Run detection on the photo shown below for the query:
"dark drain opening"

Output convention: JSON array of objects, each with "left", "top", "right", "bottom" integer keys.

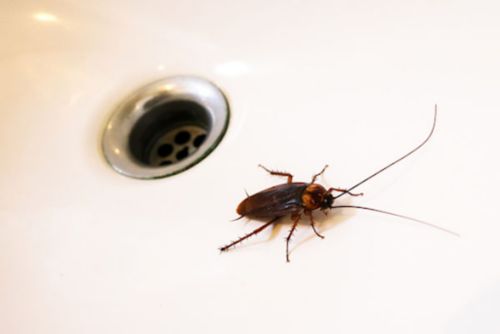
[{"left": 129, "top": 100, "right": 211, "bottom": 167}]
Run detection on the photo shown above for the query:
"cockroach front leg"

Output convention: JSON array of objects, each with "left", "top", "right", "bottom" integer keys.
[
  {"left": 258, "top": 164, "right": 294, "bottom": 184},
  {"left": 328, "top": 187, "right": 363, "bottom": 197},
  {"left": 285, "top": 214, "right": 301, "bottom": 262},
  {"left": 306, "top": 210, "right": 324, "bottom": 239},
  {"left": 219, "top": 217, "right": 280, "bottom": 252}
]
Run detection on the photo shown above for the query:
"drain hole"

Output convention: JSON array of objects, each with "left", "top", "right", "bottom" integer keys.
[
  {"left": 194, "top": 134, "right": 207, "bottom": 148},
  {"left": 157, "top": 144, "right": 174, "bottom": 157},
  {"left": 176, "top": 147, "right": 189, "bottom": 161},
  {"left": 175, "top": 131, "right": 191, "bottom": 145}
]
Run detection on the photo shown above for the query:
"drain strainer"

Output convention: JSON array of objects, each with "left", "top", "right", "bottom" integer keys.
[
  {"left": 102, "top": 76, "right": 230, "bottom": 179},
  {"left": 150, "top": 125, "right": 207, "bottom": 167}
]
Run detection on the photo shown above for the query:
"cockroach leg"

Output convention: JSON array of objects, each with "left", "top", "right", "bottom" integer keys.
[
  {"left": 219, "top": 217, "right": 280, "bottom": 252},
  {"left": 306, "top": 210, "right": 324, "bottom": 239},
  {"left": 311, "top": 165, "right": 329, "bottom": 183},
  {"left": 258, "top": 164, "right": 293, "bottom": 184},
  {"left": 328, "top": 187, "right": 363, "bottom": 197},
  {"left": 285, "top": 214, "right": 301, "bottom": 262}
]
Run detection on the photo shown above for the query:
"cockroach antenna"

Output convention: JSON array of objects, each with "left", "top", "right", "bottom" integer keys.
[
  {"left": 331, "top": 105, "right": 459, "bottom": 237},
  {"left": 334, "top": 105, "right": 438, "bottom": 201},
  {"left": 330, "top": 205, "right": 459, "bottom": 237}
]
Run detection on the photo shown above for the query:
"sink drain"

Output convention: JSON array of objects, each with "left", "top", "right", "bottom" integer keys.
[{"left": 102, "top": 76, "right": 230, "bottom": 179}]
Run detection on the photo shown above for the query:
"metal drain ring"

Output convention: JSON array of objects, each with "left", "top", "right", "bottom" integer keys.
[{"left": 102, "top": 76, "right": 230, "bottom": 179}]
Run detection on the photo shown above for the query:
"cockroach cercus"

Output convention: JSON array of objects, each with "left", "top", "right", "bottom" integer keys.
[{"left": 219, "top": 106, "right": 459, "bottom": 262}]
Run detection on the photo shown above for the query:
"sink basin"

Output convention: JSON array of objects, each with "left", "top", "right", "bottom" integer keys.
[{"left": 2, "top": 1, "right": 500, "bottom": 333}]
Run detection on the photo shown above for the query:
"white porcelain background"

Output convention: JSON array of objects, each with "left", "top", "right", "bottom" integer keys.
[{"left": 1, "top": 1, "right": 499, "bottom": 333}]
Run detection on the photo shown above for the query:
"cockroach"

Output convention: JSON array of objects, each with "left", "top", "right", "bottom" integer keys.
[{"left": 219, "top": 106, "right": 458, "bottom": 262}]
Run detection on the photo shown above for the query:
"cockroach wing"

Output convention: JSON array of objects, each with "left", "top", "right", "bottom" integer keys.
[{"left": 236, "top": 182, "right": 307, "bottom": 219}]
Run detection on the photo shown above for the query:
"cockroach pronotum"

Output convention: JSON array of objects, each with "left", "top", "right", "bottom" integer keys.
[{"left": 219, "top": 106, "right": 459, "bottom": 262}]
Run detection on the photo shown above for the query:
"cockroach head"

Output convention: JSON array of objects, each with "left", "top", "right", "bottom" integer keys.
[{"left": 322, "top": 192, "right": 334, "bottom": 209}]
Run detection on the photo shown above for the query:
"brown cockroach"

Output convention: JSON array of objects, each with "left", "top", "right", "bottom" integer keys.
[{"left": 219, "top": 106, "right": 458, "bottom": 262}]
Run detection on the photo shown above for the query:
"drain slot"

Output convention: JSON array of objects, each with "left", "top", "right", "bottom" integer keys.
[{"left": 102, "top": 76, "right": 230, "bottom": 179}]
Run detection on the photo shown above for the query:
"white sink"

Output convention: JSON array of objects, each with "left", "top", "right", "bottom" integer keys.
[{"left": 2, "top": 1, "right": 500, "bottom": 333}]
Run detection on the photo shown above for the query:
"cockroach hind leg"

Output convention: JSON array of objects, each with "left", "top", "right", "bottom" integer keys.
[
  {"left": 230, "top": 215, "right": 245, "bottom": 222},
  {"left": 219, "top": 217, "right": 279, "bottom": 253}
]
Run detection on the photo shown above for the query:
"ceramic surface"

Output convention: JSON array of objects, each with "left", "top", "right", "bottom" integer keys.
[{"left": 1, "top": 1, "right": 500, "bottom": 333}]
